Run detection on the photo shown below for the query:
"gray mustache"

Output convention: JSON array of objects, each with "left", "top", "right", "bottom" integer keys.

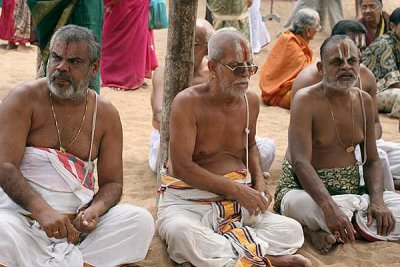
[{"left": 51, "top": 71, "right": 73, "bottom": 83}]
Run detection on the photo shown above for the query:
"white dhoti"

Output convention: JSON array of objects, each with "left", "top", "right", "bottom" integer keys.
[
  {"left": 280, "top": 190, "right": 400, "bottom": 241},
  {"left": 249, "top": 0, "right": 270, "bottom": 54},
  {"left": 149, "top": 129, "right": 275, "bottom": 174},
  {"left": 157, "top": 171, "right": 304, "bottom": 267},
  {"left": 0, "top": 147, "right": 154, "bottom": 266},
  {"left": 356, "top": 139, "right": 400, "bottom": 191}
]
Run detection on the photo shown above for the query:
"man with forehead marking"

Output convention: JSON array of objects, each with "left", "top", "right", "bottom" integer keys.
[
  {"left": 150, "top": 19, "right": 276, "bottom": 177},
  {"left": 274, "top": 35, "right": 400, "bottom": 255},
  {"left": 157, "top": 28, "right": 310, "bottom": 267},
  {"left": 0, "top": 25, "right": 154, "bottom": 266},
  {"left": 293, "top": 19, "right": 400, "bottom": 192}
]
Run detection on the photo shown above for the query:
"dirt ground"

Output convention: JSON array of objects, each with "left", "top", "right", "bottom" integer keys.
[{"left": 1, "top": 0, "right": 400, "bottom": 266}]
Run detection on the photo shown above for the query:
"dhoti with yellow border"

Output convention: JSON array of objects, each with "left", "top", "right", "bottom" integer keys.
[{"left": 157, "top": 169, "right": 304, "bottom": 267}]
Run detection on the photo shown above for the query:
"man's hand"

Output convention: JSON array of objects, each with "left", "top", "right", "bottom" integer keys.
[
  {"left": 73, "top": 207, "right": 99, "bottom": 234},
  {"left": 33, "top": 207, "right": 80, "bottom": 244},
  {"left": 322, "top": 203, "right": 356, "bottom": 243},
  {"left": 253, "top": 181, "right": 272, "bottom": 209},
  {"left": 233, "top": 184, "right": 269, "bottom": 215},
  {"left": 368, "top": 202, "right": 396, "bottom": 236}
]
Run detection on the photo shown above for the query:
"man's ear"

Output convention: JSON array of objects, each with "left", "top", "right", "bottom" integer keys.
[
  {"left": 316, "top": 61, "right": 323, "bottom": 75},
  {"left": 389, "top": 22, "right": 396, "bottom": 32},
  {"left": 208, "top": 60, "right": 217, "bottom": 77},
  {"left": 90, "top": 60, "right": 100, "bottom": 77}
]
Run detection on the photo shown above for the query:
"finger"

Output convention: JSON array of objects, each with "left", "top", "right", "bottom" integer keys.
[
  {"left": 367, "top": 209, "right": 373, "bottom": 227},
  {"left": 339, "top": 227, "right": 348, "bottom": 243},
  {"left": 389, "top": 213, "right": 396, "bottom": 233},
  {"left": 346, "top": 224, "right": 355, "bottom": 243},
  {"left": 376, "top": 214, "right": 383, "bottom": 236},
  {"left": 381, "top": 216, "right": 389, "bottom": 236},
  {"left": 65, "top": 219, "right": 78, "bottom": 243},
  {"left": 73, "top": 212, "right": 84, "bottom": 230},
  {"left": 58, "top": 222, "right": 67, "bottom": 239}
]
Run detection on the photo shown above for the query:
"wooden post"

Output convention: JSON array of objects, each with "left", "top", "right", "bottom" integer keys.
[{"left": 157, "top": 1, "right": 198, "bottom": 191}]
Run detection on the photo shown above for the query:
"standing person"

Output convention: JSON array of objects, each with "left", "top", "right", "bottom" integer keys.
[
  {"left": 0, "top": 25, "right": 154, "bottom": 266},
  {"left": 157, "top": 28, "right": 310, "bottom": 267},
  {"left": 27, "top": 0, "right": 103, "bottom": 94},
  {"left": 362, "top": 8, "right": 400, "bottom": 120},
  {"left": 358, "top": 0, "right": 390, "bottom": 47},
  {"left": 249, "top": 0, "right": 270, "bottom": 54},
  {"left": 101, "top": 0, "right": 158, "bottom": 91},
  {"left": 0, "top": 0, "right": 31, "bottom": 51},
  {"left": 260, "top": 8, "right": 319, "bottom": 109},
  {"left": 207, "top": 0, "right": 253, "bottom": 41},
  {"left": 274, "top": 35, "right": 400, "bottom": 254}
]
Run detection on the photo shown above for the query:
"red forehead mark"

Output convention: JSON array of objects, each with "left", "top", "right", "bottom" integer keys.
[{"left": 239, "top": 40, "right": 250, "bottom": 61}]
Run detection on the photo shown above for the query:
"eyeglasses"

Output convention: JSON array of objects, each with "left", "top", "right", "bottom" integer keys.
[{"left": 219, "top": 62, "right": 258, "bottom": 76}]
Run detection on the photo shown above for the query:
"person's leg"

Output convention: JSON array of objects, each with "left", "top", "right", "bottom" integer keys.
[
  {"left": 157, "top": 195, "right": 237, "bottom": 267},
  {"left": 281, "top": 190, "right": 366, "bottom": 254},
  {"left": 79, "top": 204, "right": 154, "bottom": 266}
]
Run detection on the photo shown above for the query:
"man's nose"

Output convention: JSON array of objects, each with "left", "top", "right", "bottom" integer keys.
[{"left": 56, "top": 60, "right": 69, "bottom": 71}]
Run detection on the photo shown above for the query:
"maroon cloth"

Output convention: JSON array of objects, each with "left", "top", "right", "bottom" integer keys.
[
  {"left": 0, "top": 0, "right": 16, "bottom": 42},
  {"left": 101, "top": 0, "right": 158, "bottom": 90}
]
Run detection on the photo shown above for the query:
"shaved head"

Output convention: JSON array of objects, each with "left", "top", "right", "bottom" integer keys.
[
  {"left": 195, "top": 19, "right": 214, "bottom": 43},
  {"left": 208, "top": 28, "right": 250, "bottom": 62}
]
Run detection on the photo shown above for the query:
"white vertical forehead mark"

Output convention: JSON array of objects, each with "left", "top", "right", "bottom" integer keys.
[
  {"left": 338, "top": 43, "right": 343, "bottom": 59},
  {"left": 346, "top": 42, "right": 351, "bottom": 60}
]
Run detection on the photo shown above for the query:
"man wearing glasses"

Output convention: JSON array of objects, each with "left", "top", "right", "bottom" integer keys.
[{"left": 156, "top": 28, "right": 310, "bottom": 267}]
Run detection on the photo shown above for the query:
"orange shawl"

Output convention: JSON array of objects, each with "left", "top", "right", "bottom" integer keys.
[{"left": 259, "top": 31, "right": 313, "bottom": 109}]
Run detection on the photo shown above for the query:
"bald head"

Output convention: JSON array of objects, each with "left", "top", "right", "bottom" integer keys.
[
  {"left": 195, "top": 19, "right": 214, "bottom": 44},
  {"left": 208, "top": 28, "right": 250, "bottom": 62}
]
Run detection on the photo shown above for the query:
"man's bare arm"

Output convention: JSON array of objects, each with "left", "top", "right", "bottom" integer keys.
[
  {"left": 0, "top": 85, "right": 79, "bottom": 242},
  {"left": 151, "top": 66, "right": 165, "bottom": 130},
  {"left": 361, "top": 66, "right": 382, "bottom": 139},
  {"left": 360, "top": 93, "right": 396, "bottom": 236},
  {"left": 169, "top": 92, "right": 268, "bottom": 214},
  {"left": 289, "top": 91, "right": 355, "bottom": 242}
]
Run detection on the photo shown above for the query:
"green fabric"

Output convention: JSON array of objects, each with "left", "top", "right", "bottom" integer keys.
[
  {"left": 362, "top": 31, "right": 400, "bottom": 94},
  {"left": 207, "top": 0, "right": 250, "bottom": 41},
  {"left": 273, "top": 158, "right": 365, "bottom": 213},
  {"left": 27, "top": 0, "right": 103, "bottom": 94}
]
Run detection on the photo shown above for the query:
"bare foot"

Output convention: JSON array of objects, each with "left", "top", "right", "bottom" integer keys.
[
  {"left": 268, "top": 254, "right": 312, "bottom": 267},
  {"left": 394, "top": 180, "right": 400, "bottom": 191},
  {"left": 304, "top": 226, "right": 337, "bottom": 254},
  {"left": 16, "top": 44, "right": 33, "bottom": 53}
]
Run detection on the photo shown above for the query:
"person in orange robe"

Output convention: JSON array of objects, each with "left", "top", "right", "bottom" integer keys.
[{"left": 259, "top": 8, "right": 320, "bottom": 109}]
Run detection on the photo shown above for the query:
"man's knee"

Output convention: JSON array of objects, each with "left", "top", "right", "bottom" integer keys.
[{"left": 159, "top": 215, "right": 201, "bottom": 244}]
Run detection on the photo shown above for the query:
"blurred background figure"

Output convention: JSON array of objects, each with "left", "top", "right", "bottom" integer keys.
[
  {"left": 281, "top": 0, "right": 343, "bottom": 33},
  {"left": 249, "top": 0, "right": 270, "bottom": 54},
  {"left": 362, "top": 7, "right": 400, "bottom": 120},
  {"left": 28, "top": 0, "right": 103, "bottom": 93},
  {"left": 0, "top": 0, "right": 31, "bottom": 51},
  {"left": 207, "top": 0, "right": 252, "bottom": 40},
  {"left": 101, "top": 0, "right": 158, "bottom": 91},
  {"left": 358, "top": 0, "right": 389, "bottom": 47},
  {"left": 260, "top": 8, "right": 319, "bottom": 109}
]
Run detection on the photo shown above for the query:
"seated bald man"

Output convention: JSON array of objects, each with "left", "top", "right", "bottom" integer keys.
[
  {"left": 291, "top": 20, "right": 400, "bottom": 191},
  {"left": 150, "top": 19, "right": 275, "bottom": 176},
  {"left": 157, "top": 28, "right": 310, "bottom": 267},
  {"left": 0, "top": 25, "right": 154, "bottom": 266}
]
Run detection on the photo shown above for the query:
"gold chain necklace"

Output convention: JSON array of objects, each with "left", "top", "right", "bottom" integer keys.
[
  {"left": 49, "top": 90, "right": 89, "bottom": 153},
  {"left": 324, "top": 88, "right": 355, "bottom": 153}
]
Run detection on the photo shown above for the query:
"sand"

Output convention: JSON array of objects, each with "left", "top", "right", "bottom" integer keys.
[{"left": 1, "top": 1, "right": 400, "bottom": 266}]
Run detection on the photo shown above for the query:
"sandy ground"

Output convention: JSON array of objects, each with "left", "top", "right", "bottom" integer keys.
[{"left": 1, "top": 0, "right": 400, "bottom": 266}]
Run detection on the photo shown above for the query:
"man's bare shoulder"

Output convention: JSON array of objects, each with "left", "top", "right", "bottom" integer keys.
[
  {"left": 359, "top": 64, "right": 377, "bottom": 96},
  {"left": 1, "top": 78, "right": 48, "bottom": 107},
  {"left": 95, "top": 93, "right": 121, "bottom": 120},
  {"left": 174, "top": 84, "right": 208, "bottom": 103},
  {"left": 293, "top": 63, "right": 321, "bottom": 94}
]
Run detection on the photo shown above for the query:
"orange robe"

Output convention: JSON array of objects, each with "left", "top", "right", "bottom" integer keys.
[{"left": 259, "top": 31, "right": 313, "bottom": 109}]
